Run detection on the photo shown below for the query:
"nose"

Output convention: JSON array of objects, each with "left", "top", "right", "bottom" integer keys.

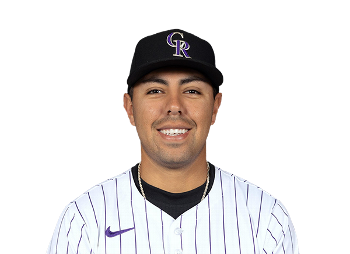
[{"left": 166, "top": 92, "right": 183, "bottom": 115}]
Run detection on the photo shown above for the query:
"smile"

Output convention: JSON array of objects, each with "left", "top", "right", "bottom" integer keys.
[{"left": 159, "top": 129, "right": 189, "bottom": 136}]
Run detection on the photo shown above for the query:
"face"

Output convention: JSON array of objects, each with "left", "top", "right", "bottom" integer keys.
[{"left": 124, "top": 67, "right": 222, "bottom": 169}]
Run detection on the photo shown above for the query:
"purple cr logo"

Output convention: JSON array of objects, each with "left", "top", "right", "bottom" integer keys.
[{"left": 167, "top": 32, "right": 191, "bottom": 58}]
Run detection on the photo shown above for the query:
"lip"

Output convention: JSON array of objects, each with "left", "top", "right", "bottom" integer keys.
[
  {"left": 157, "top": 128, "right": 191, "bottom": 141},
  {"left": 156, "top": 125, "right": 192, "bottom": 130}
]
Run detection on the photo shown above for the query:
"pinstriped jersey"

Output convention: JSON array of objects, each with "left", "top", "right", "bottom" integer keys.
[{"left": 47, "top": 166, "right": 299, "bottom": 254}]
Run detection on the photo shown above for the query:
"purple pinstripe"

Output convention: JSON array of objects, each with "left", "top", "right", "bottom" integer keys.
[
  {"left": 87, "top": 192, "right": 98, "bottom": 228},
  {"left": 55, "top": 206, "right": 69, "bottom": 254},
  {"left": 272, "top": 213, "right": 283, "bottom": 228},
  {"left": 248, "top": 214, "right": 256, "bottom": 254},
  {"left": 208, "top": 195, "right": 212, "bottom": 254},
  {"left": 272, "top": 199, "right": 277, "bottom": 209},
  {"left": 219, "top": 170, "right": 227, "bottom": 254},
  {"left": 74, "top": 202, "right": 86, "bottom": 225},
  {"left": 76, "top": 224, "right": 85, "bottom": 254},
  {"left": 160, "top": 210, "right": 166, "bottom": 254},
  {"left": 234, "top": 177, "right": 242, "bottom": 254},
  {"left": 144, "top": 199, "right": 152, "bottom": 254},
  {"left": 101, "top": 185, "right": 107, "bottom": 254},
  {"left": 115, "top": 178, "right": 122, "bottom": 253},
  {"left": 273, "top": 204, "right": 287, "bottom": 253},
  {"left": 67, "top": 214, "right": 75, "bottom": 237},
  {"left": 129, "top": 171, "right": 137, "bottom": 254},
  {"left": 278, "top": 203, "right": 289, "bottom": 217},
  {"left": 267, "top": 228, "right": 278, "bottom": 245},
  {"left": 256, "top": 191, "right": 263, "bottom": 237},
  {"left": 288, "top": 225, "right": 294, "bottom": 253}
]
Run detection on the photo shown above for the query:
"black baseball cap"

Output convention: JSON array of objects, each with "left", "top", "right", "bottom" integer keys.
[{"left": 127, "top": 29, "right": 223, "bottom": 90}]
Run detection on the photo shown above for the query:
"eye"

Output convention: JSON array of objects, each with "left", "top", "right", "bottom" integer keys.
[
  {"left": 147, "top": 89, "right": 163, "bottom": 94},
  {"left": 185, "top": 89, "right": 201, "bottom": 95}
]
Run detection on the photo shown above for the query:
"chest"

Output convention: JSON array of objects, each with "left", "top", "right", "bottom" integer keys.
[{"left": 99, "top": 197, "right": 259, "bottom": 254}]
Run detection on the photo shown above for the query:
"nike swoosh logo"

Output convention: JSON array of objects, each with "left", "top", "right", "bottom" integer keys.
[{"left": 105, "top": 226, "right": 135, "bottom": 238}]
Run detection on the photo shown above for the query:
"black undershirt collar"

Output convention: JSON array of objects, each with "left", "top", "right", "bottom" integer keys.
[{"left": 131, "top": 162, "right": 215, "bottom": 219}]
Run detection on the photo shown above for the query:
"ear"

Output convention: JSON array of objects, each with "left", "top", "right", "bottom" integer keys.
[
  {"left": 123, "top": 93, "right": 136, "bottom": 126},
  {"left": 211, "top": 93, "right": 222, "bottom": 125}
]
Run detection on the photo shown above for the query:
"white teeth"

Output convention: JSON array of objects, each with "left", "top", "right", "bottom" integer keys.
[{"left": 160, "top": 129, "right": 189, "bottom": 136}]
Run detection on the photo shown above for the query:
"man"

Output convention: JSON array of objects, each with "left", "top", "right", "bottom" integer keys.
[{"left": 47, "top": 29, "right": 299, "bottom": 254}]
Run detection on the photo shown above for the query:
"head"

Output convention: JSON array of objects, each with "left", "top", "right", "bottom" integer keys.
[
  {"left": 124, "top": 29, "right": 223, "bottom": 169},
  {"left": 124, "top": 66, "right": 222, "bottom": 169}
]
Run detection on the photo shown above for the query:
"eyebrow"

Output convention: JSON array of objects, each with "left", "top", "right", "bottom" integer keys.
[{"left": 139, "top": 75, "right": 210, "bottom": 86}]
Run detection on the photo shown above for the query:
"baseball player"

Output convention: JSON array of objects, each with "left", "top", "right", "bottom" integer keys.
[{"left": 47, "top": 29, "right": 299, "bottom": 254}]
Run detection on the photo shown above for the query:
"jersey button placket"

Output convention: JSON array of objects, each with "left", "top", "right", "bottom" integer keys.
[
  {"left": 174, "top": 227, "right": 183, "bottom": 254},
  {"left": 174, "top": 228, "right": 183, "bottom": 235},
  {"left": 169, "top": 221, "right": 183, "bottom": 254}
]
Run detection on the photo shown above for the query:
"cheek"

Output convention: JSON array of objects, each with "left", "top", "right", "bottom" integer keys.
[
  {"left": 188, "top": 102, "right": 214, "bottom": 130},
  {"left": 134, "top": 101, "right": 162, "bottom": 129}
]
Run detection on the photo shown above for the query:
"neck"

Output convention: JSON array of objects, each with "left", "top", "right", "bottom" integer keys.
[{"left": 139, "top": 151, "right": 208, "bottom": 193}]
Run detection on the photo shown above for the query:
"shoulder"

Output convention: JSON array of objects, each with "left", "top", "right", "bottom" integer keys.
[
  {"left": 82, "top": 169, "right": 131, "bottom": 196},
  {"left": 264, "top": 199, "right": 298, "bottom": 253},
  {"left": 214, "top": 167, "right": 277, "bottom": 231},
  {"left": 62, "top": 169, "right": 133, "bottom": 218},
  {"left": 48, "top": 170, "right": 134, "bottom": 254},
  {"left": 75, "top": 168, "right": 132, "bottom": 201},
  {"left": 214, "top": 166, "right": 298, "bottom": 253},
  {"left": 215, "top": 166, "right": 277, "bottom": 208}
]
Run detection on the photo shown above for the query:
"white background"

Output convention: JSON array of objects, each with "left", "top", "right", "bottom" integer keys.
[{"left": 0, "top": 0, "right": 350, "bottom": 253}]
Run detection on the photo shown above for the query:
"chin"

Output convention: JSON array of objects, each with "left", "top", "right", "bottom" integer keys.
[
  {"left": 158, "top": 160, "right": 191, "bottom": 169},
  {"left": 155, "top": 150, "right": 200, "bottom": 169}
]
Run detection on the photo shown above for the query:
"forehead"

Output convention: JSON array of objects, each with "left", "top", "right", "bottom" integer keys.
[{"left": 137, "top": 66, "right": 210, "bottom": 84}]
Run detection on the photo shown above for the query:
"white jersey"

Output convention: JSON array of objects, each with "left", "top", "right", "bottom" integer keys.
[{"left": 47, "top": 166, "right": 299, "bottom": 254}]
